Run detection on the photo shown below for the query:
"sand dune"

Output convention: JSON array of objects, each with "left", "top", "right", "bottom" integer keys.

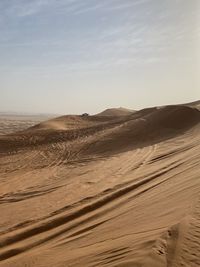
[
  {"left": 96, "top": 107, "right": 134, "bottom": 116},
  {"left": 29, "top": 114, "right": 122, "bottom": 132},
  {"left": 182, "top": 100, "right": 200, "bottom": 110},
  {"left": 0, "top": 104, "right": 200, "bottom": 267}
]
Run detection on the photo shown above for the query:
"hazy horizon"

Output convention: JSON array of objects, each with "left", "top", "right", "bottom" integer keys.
[
  {"left": 0, "top": 98, "right": 200, "bottom": 117},
  {"left": 1, "top": 0, "right": 200, "bottom": 114}
]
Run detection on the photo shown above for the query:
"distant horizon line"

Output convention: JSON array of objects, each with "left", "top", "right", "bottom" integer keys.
[{"left": 0, "top": 98, "right": 199, "bottom": 117}]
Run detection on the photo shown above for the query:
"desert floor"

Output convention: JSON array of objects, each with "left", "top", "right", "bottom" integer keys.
[{"left": 0, "top": 105, "right": 200, "bottom": 267}]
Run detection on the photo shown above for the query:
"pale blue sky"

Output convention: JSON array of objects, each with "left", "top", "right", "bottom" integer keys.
[{"left": 0, "top": 0, "right": 199, "bottom": 114}]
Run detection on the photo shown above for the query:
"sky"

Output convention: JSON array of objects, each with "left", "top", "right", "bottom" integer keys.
[{"left": 0, "top": 0, "right": 200, "bottom": 115}]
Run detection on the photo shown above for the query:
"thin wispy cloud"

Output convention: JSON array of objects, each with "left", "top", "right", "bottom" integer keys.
[
  {"left": 0, "top": 0, "right": 151, "bottom": 17},
  {"left": 2, "top": 0, "right": 50, "bottom": 17},
  {"left": 0, "top": 0, "right": 199, "bottom": 113}
]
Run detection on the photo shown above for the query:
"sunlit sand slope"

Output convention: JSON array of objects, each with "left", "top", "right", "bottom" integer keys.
[{"left": 0, "top": 105, "right": 200, "bottom": 267}]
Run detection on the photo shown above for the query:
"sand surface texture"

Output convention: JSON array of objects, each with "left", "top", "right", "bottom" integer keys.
[{"left": 0, "top": 105, "right": 200, "bottom": 267}]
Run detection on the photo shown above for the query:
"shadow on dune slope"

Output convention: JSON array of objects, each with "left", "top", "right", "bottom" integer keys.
[{"left": 84, "top": 105, "right": 200, "bottom": 156}]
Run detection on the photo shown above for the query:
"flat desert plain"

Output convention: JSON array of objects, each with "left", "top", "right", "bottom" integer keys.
[
  {"left": 0, "top": 114, "right": 54, "bottom": 136},
  {"left": 0, "top": 103, "right": 200, "bottom": 267}
]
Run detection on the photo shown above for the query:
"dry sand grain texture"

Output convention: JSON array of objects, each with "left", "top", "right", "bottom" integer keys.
[{"left": 0, "top": 105, "right": 200, "bottom": 267}]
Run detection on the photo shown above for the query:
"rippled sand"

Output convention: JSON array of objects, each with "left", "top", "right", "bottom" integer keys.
[{"left": 0, "top": 105, "right": 200, "bottom": 267}]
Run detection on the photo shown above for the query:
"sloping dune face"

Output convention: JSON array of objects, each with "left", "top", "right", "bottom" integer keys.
[
  {"left": 96, "top": 107, "right": 134, "bottom": 116},
  {"left": 0, "top": 105, "right": 200, "bottom": 267},
  {"left": 29, "top": 115, "right": 117, "bottom": 131},
  {"left": 183, "top": 100, "right": 200, "bottom": 110}
]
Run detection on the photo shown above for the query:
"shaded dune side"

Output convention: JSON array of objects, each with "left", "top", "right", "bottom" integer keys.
[
  {"left": 147, "top": 105, "right": 200, "bottom": 129},
  {"left": 84, "top": 106, "right": 200, "bottom": 156},
  {"left": 182, "top": 99, "right": 200, "bottom": 110}
]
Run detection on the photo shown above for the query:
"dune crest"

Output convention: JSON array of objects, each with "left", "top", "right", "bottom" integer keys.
[{"left": 96, "top": 107, "right": 134, "bottom": 116}]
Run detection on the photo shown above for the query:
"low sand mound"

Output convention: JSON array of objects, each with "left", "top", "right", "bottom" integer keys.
[
  {"left": 96, "top": 107, "right": 134, "bottom": 116},
  {"left": 29, "top": 115, "right": 93, "bottom": 131},
  {"left": 29, "top": 114, "right": 122, "bottom": 132},
  {"left": 0, "top": 114, "right": 128, "bottom": 154}
]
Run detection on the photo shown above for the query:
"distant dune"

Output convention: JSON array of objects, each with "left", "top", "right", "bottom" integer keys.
[
  {"left": 29, "top": 114, "right": 120, "bottom": 132},
  {"left": 0, "top": 101, "right": 200, "bottom": 267},
  {"left": 96, "top": 107, "right": 134, "bottom": 116}
]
